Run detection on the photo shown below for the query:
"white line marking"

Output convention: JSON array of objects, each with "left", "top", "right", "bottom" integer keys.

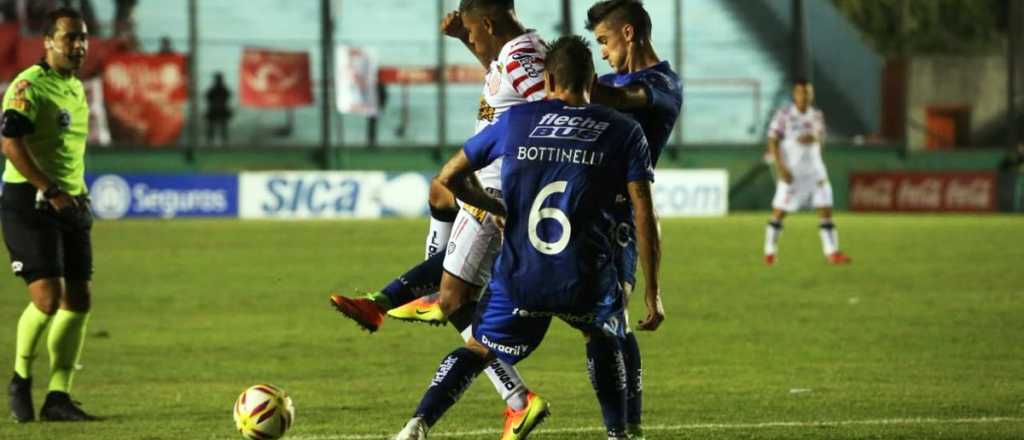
[{"left": 285, "top": 416, "right": 1024, "bottom": 440}]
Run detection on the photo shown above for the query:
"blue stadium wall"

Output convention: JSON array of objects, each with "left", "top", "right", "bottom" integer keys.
[{"left": 113, "top": 0, "right": 878, "bottom": 147}]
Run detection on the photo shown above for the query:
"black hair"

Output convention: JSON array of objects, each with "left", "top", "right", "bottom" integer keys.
[
  {"left": 44, "top": 7, "right": 84, "bottom": 37},
  {"left": 545, "top": 36, "right": 595, "bottom": 94},
  {"left": 585, "top": 0, "right": 652, "bottom": 42},
  {"left": 794, "top": 78, "right": 811, "bottom": 87},
  {"left": 459, "top": 0, "right": 514, "bottom": 17}
]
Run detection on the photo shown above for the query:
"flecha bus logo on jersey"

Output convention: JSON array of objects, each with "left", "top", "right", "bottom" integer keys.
[{"left": 529, "top": 113, "right": 610, "bottom": 142}]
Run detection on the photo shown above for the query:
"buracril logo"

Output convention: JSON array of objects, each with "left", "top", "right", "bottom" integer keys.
[
  {"left": 89, "top": 175, "right": 132, "bottom": 220},
  {"left": 480, "top": 334, "right": 530, "bottom": 357}
]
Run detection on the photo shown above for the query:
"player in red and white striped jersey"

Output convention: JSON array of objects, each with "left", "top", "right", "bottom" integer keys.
[
  {"left": 464, "top": 19, "right": 547, "bottom": 197},
  {"left": 330, "top": 2, "right": 551, "bottom": 440},
  {"left": 763, "top": 79, "right": 851, "bottom": 266},
  {"left": 396, "top": 2, "right": 551, "bottom": 439}
]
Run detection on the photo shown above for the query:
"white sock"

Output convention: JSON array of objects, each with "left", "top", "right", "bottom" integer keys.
[
  {"left": 764, "top": 220, "right": 783, "bottom": 255},
  {"left": 819, "top": 220, "right": 839, "bottom": 256},
  {"left": 425, "top": 217, "right": 453, "bottom": 259},
  {"left": 460, "top": 325, "right": 529, "bottom": 410}
]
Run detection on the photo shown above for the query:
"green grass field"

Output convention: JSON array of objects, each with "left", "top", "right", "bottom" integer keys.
[{"left": 0, "top": 213, "right": 1022, "bottom": 440}]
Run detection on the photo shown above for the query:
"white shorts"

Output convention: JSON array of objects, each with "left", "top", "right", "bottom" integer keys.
[
  {"left": 442, "top": 204, "right": 502, "bottom": 287},
  {"left": 772, "top": 178, "right": 834, "bottom": 212}
]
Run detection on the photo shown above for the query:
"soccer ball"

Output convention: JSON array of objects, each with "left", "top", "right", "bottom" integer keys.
[{"left": 233, "top": 384, "right": 295, "bottom": 440}]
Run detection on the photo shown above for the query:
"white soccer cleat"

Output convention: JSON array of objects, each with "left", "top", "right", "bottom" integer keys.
[{"left": 393, "top": 417, "right": 429, "bottom": 440}]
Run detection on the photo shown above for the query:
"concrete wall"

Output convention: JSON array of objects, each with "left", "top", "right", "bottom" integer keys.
[
  {"left": 749, "top": 0, "right": 882, "bottom": 137},
  {"left": 906, "top": 55, "right": 1008, "bottom": 151},
  {"left": 118, "top": 0, "right": 793, "bottom": 146}
]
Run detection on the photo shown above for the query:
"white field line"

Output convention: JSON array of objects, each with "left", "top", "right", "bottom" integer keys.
[{"left": 285, "top": 416, "right": 1024, "bottom": 440}]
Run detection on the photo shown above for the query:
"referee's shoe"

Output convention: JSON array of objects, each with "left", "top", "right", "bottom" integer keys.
[
  {"left": 8, "top": 373, "right": 34, "bottom": 422},
  {"left": 40, "top": 391, "right": 97, "bottom": 422}
]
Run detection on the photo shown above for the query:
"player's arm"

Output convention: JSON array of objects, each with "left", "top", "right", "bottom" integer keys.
[
  {"left": 622, "top": 125, "right": 664, "bottom": 331},
  {"left": 816, "top": 110, "right": 827, "bottom": 148},
  {"left": 437, "top": 150, "right": 506, "bottom": 217},
  {"left": 443, "top": 112, "right": 508, "bottom": 216},
  {"left": 1, "top": 111, "right": 76, "bottom": 210},
  {"left": 441, "top": 11, "right": 491, "bottom": 68},
  {"left": 766, "top": 109, "right": 792, "bottom": 183},
  {"left": 591, "top": 81, "right": 650, "bottom": 110},
  {"left": 629, "top": 179, "right": 664, "bottom": 332},
  {"left": 767, "top": 137, "right": 792, "bottom": 183}
]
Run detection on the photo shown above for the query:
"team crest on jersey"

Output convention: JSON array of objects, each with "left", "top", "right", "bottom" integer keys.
[
  {"left": 57, "top": 109, "right": 71, "bottom": 130},
  {"left": 477, "top": 96, "right": 496, "bottom": 122},
  {"left": 9, "top": 80, "right": 32, "bottom": 113},
  {"left": 8, "top": 98, "right": 30, "bottom": 113}
]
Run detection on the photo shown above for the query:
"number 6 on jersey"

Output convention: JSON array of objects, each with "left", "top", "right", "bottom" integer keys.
[{"left": 528, "top": 181, "right": 571, "bottom": 255}]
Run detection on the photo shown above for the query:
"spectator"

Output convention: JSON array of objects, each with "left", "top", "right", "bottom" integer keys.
[
  {"left": 204, "top": 72, "right": 232, "bottom": 146},
  {"left": 18, "top": 0, "right": 97, "bottom": 36},
  {"left": 367, "top": 82, "right": 388, "bottom": 147},
  {"left": 158, "top": 36, "right": 174, "bottom": 54}
]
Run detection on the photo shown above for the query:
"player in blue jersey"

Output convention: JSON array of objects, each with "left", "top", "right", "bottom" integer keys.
[
  {"left": 391, "top": 36, "right": 664, "bottom": 440},
  {"left": 585, "top": 2, "right": 683, "bottom": 439}
]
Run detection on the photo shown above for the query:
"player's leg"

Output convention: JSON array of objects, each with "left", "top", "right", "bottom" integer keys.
[
  {"left": 433, "top": 214, "right": 547, "bottom": 438},
  {"left": 765, "top": 180, "right": 793, "bottom": 264},
  {"left": 395, "top": 338, "right": 493, "bottom": 440},
  {"left": 581, "top": 328, "right": 629, "bottom": 439},
  {"left": 394, "top": 286, "right": 551, "bottom": 440},
  {"left": 576, "top": 282, "right": 632, "bottom": 440},
  {"left": 3, "top": 183, "right": 64, "bottom": 423},
  {"left": 382, "top": 179, "right": 461, "bottom": 323},
  {"left": 390, "top": 205, "right": 495, "bottom": 323},
  {"left": 329, "top": 179, "right": 459, "bottom": 331},
  {"left": 448, "top": 296, "right": 544, "bottom": 440},
  {"left": 619, "top": 282, "right": 645, "bottom": 440},
  {"left": 613, "top": 238, "right": 645, "bottom": 439},
  {"left": 40, "top": 279, "right": 95, "bottom": 421},
  {"left": 40, "top": 223, "right": 97, "bottom": 421},
  {"left": 425, "top": 177, "right": 458, "bottom": 259},
  {"left": 329, "top": 251, "right": 446, "bottom": 332},
  {"left": 9, "top": 279, "right": 62, "bottom": 423},
  {"left": 814, "top": 181, "right": 850, "bottom": 264}
]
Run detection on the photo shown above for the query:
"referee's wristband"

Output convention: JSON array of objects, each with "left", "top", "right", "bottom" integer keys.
[{"left": 42, "top": 185, "right": 62, "bottom": 200}]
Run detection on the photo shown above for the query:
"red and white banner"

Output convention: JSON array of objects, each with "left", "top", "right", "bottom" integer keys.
[
  {"left": 849, "top": 171, "right": 997, "bottom": 212},
  {"left": 102, "top": 53, "right": 187, "bottom": 146},
  {"left": 377, "top": 64, "right": 485, "bottom": 85},
  {"left": 239, "top": 48, "right": 313, "bottom": 108},
  {"left": 335, "top": 45, "right": 378, "bottom": 116},
  {"left": 83, "top": 78, "right": 111, "bottom": 146}
]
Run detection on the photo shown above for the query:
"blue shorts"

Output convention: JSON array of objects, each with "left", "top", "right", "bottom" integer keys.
[
  {"left": 473, "top": 281, "right": 626, "bottom": 365},
  {"left": 610, "top": 222, "right": 634, "bottom": 286}
]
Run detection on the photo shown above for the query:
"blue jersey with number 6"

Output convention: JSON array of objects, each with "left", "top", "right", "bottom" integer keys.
[{"left": 463, "top": 99, "right": 654, "bottom": 314}]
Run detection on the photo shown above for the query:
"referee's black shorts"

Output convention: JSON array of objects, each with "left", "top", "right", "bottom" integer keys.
[{"left": 1, "top": 183, "right": 93, "bottom": 284}]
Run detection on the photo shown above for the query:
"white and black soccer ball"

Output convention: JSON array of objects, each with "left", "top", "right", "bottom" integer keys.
[{"left": 233, "top": 384, "right": 295, "bottom": 440}]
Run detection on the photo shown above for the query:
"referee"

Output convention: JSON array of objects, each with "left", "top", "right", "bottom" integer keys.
[{"left": 3, "top": 8, "right": 97, "bottom": 422}]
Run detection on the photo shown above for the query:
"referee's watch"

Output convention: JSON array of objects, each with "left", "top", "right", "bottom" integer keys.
[{"left": 42, "top": 185, "right": 62, "bottom": 200}]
